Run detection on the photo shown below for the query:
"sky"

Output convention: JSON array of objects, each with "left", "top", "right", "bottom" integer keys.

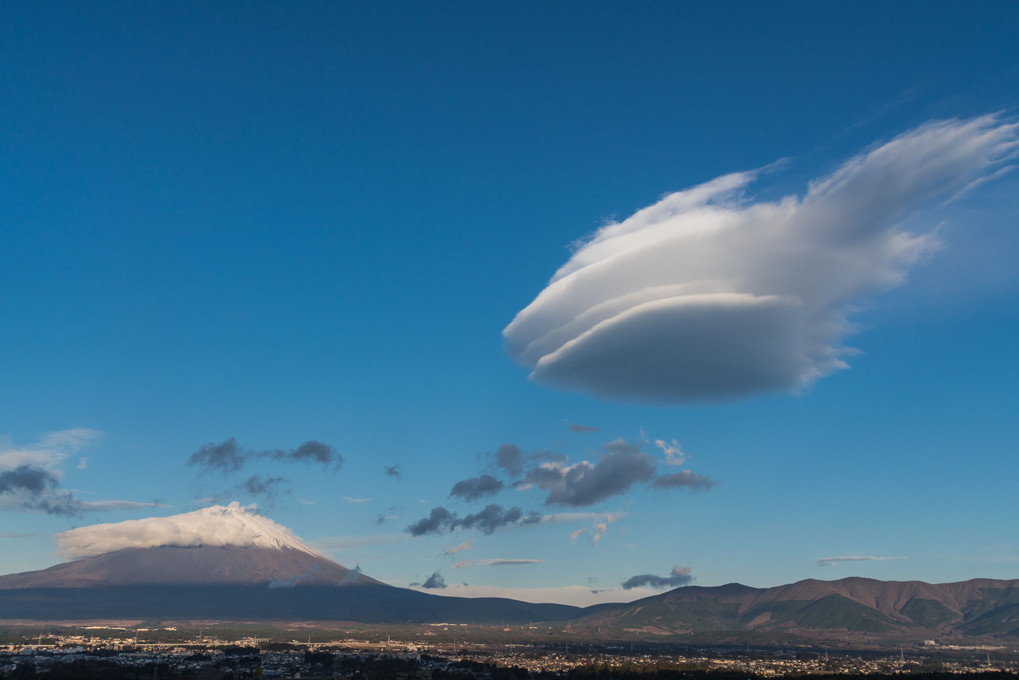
[{"left": 2, "top": 1, "right": 1019, "bottom": 607}]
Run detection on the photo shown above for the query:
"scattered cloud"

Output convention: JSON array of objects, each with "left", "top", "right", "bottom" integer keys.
[
  {"left": 504, "top": 116, "right": 1019, "bottom": 403},
  {"left": 421, "top": 571, "right": 447, "bottom": 589},
  {"left": 452, "top": 559, "right": 471, "bottom": 569},
  {"left": 188, "top": 438, "right": 247, "bottom": 474},
  {"left": 622, "top": 565, "right": 693, "bottom": 590},
  {"left": 815, "top": 555, "right": 907, "bottom": 567},
  {"left": 569, "top": 424, "right": 599, "bottom": 433},
  {"left": 651, "top": 470, "right": 716, "bottom": 490},
  {"left": 0, "top": 465, "right": 57, "bottom": 495},
  {"left": 385, "top": 464, "right": 401, "bottom": 478},
  {"left": 445, "top": 540, "right": 472, "bottom": 555},
  {"left": 239, "top": 475, "right": 289, "bottom": 502},
  {"left": 566, "top": 510, "right": 624, "bottom": 545},
  {"left": 188, "top": 438, "right": 343, "bottom": 474},
  {"left": 477, "top": 558, "right": 542, "bottom": 566},
  {"left": 449, "top": 474, "right": 504, "bottom": 502},
  {"left": 0, "top": 532, "right": 33, "bottom": 538},
  {"left": 654, "top": 439, "right": 685, "bottom": 466},
  {"left": 407, "top": 504, "right": 541, "bottom": 536},
  {"left": 493, "top": 444, "right": 525, "bottom": 476},
  {"left": 517, "top": 445, "right": 656, "bottom": 507},
  {"left": 1, "top": 432, "right": 159, "bottom": 516},
  {"left": 544, "top": 510, "right": 625, "bottom": 524},
  {"left": 344, "top": 496, "right": 372, "bottom": 503}
]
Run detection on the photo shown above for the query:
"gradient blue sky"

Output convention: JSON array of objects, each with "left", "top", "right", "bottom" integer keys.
[{"left": 2, "top": 1, "right": 1018, "bottom": 606}]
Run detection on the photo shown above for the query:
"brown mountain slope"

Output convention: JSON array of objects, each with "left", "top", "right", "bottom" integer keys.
[
  {"left": 575, "top": 577, "right": 1019, "bottom": 638},
  {"left": 0, "top": 545, "right": 382, "bottom": 588}
]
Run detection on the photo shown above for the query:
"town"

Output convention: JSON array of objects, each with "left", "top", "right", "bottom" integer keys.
[{"left": 2, "top": 625, "right": 1017, "bottom": 679}]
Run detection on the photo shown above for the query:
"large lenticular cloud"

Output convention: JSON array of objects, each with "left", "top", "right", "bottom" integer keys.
[{"left": 504, "top": 116, "right": 1018, "bottom": 403}]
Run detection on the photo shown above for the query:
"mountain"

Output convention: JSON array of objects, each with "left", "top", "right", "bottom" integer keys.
[
  {"left": 0, "top": 504, "right": 583, "bottom": 624},
  {"left": 0, "top": 545, "right": 380, "bottom": 588},
  {"left": 0, "top": 545, "right": 583, "bottom": 624},
  {"left": 574, "top": 577, "right": 1019, "bottom": 641}
]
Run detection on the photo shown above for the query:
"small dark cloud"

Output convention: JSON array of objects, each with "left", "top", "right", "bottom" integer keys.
[
  {"left": 569, "top": 424, "right": 600, "bottom": 433},
  {"left": 0, "top": 466, "right": 79, "bottom": 516},
  {"left": 188, "top": 438, "right": 342, "bottom": 475},
  {"left": 407, "top": 506, "right": 457, "bottom": 536},
  {"left": 622, "top": 566, "right": 693, "bottom": 590},
  {"left": 449, "top": 474, "right": 504, "bottom": 502},
  {"left": 519, "top": 446, "right": 656, "bottom": 507},
  {"left": 494, "top": 444, "right": 525, "bottom": 476},
  {"left": 239, "top": 474, "right": 289, "bottom": 501},
  {"left": 651, "top": 470, "right": 716, "bottom": 490},
  {"left": 385, "top": 464, "right": 401, "bottom": 478},
  {"left": 0, "top": 465, "right": 58, "bottom": 495},
  {"left": 33, "top": 493, "right": 83, "bottom": 516},
  {"left": 602, "top": 438, "right": 643, "bottom": 455},
  {"left": 1, "top": 465, "right": 161, "bottom": 516},
  {"left": 275, "top": 441, "right": 343, "bottom": 469},
  {"left": 188, "top": 438, "right": 246, "bottom": 474},
  {"left": 490, "top": 445, "right": 567, "bottom": 478},
  {"left": 406, "top": 504, "right": 540, "bottom": 536},
  {"left": 422, "top": 572, "right": 447, "bottom": 589},
  {"left": 460, "top": 504, "right": 522, "bottom": 534}
]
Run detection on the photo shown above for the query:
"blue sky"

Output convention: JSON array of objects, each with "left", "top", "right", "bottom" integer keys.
[{"left": 2, "top": 2, "right": 1018, "bottom": 606}]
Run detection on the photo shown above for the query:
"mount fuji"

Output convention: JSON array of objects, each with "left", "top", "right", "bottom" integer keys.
[{"left": 0, "top": 503, "right": 583, "bottom": 623}]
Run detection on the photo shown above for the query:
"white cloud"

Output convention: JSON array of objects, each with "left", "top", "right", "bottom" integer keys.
[
  {"left": 476, "top": 558, "right": 542, "bottom": 566},
  {"left": 343, "top": 496, "right": 372, "bottom": 503},
  {"left": 654, "top": 439, "right": 685, "bottom": 466},
  {"left": 0, "top": 429, "right": 103, "bottom": 473},
  {"left": 815, "top": 555, "right": 906, "bottom": 567},
  {"left": 445, "top": 540, "right": 472, "bottom": 555},
  {"left": 57, "top": 501, "right": 322, "bottom": 559},
  {"left": 504, "top": 116, "right": 1019, "bottom": 403}
]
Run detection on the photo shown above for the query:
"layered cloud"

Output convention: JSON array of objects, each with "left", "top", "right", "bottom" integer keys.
[
  {"left": 504, "top": 116, "right": 1019, "bottom": 403},
  {"left": 57, "top": 501, "right": 321, "bottom": 559},
  {"left": 621, "top": 565, "right": 693, "bottom": 590}
]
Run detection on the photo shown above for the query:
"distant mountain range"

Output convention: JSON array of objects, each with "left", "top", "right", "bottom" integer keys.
[
  {"left": 1, "top": 542, "right": 1017, "bottom": 644},
  {"left": 576, "top": 577, "right": 1019, "bottom": 642}
]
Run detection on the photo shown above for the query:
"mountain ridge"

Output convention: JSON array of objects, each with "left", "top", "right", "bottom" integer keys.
[{"left": 1, "top": 543, "right": 1017, "bottom": 641}]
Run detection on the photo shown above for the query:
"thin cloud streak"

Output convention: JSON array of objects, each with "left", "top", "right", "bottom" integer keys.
[{"left": 815, "top": 555, "right": 907, "bottom": 567}]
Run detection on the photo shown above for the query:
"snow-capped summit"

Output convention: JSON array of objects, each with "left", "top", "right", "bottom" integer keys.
[{"left": 56, "top": 501, "right": 324, "bottom": 559}]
